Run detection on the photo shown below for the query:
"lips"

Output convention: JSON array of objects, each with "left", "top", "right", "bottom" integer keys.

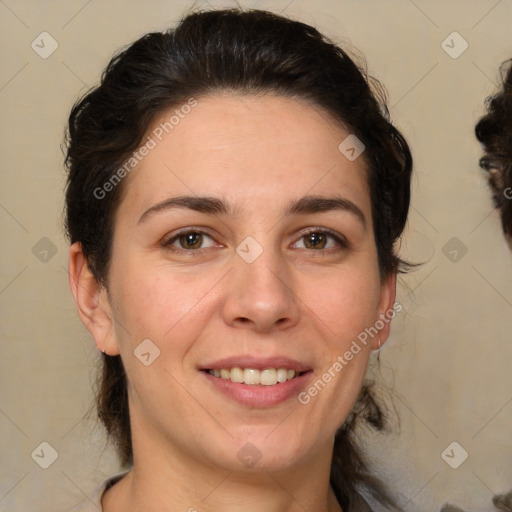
[
  {"left": 199, "top": 355, "right": 313, "bottom": 406},
  {"left": 199, "top": 355, "right": 312, "bottom": 373}
]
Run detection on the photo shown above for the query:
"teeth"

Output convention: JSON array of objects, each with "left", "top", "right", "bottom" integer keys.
[
  {"left": 261, "top": 369, "right": 277, "bottom": 386},
  {"left": 277, "top": 368, "right": 288, "bottom": 383},
  {"left": 244, "top": 368, "right": 260, "bottom": 385},
  {"left": 230, "top": 367, "right": 244, "bottom": 383},
  {"left": 207, "top": 367, "right": 299, "bottom": 385}
]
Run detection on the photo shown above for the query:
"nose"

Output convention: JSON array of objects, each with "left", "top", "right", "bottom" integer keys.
[{"left": 221, "top": 245, "right": 301, "bottom": 333}]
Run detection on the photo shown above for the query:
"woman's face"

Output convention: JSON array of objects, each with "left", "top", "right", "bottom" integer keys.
[{"left": 91, "top": 94, "right": 395, "bottom": 473}]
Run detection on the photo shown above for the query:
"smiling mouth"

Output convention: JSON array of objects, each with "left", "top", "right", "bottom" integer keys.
[{"left": 204, "top": 367, "right": 307, "bottom": 386}]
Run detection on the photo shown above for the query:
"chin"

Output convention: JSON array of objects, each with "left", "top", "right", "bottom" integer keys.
[{"left": 202, "top": 431, "right": 317, "bottom": 474}]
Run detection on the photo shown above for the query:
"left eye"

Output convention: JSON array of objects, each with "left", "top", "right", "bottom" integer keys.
[
  {"left": 293, "top": 230, "right": 344, "bottom": 250},
  {"left": 163, "top": 230, "right": 217, "bottom": 251}
]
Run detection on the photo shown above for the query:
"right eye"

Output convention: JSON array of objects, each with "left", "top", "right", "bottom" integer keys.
[{"left": 162, "top": 230, "right": 218, "bottom": 252}]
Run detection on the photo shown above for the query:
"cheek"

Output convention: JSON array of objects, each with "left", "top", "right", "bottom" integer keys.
[
  {"left": 298, "top": 270, "right": 381, "bottom": 428},
  {"left": 110, "top": 262, "right": 221, "bottom": 351},
  {"left": 300, "top": 280, "right": 378, "bottom": 416},
  {"left": 302, "top": 266, "right": 382, "bottom": 349}
]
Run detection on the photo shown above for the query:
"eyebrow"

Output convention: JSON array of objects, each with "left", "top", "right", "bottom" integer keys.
[
  {"left": 138, "top": 196, "right": 233, "bottom": 224},
  {"left": 137, "top": 194, "right": 366, "bottom": 228},
  {"left": 285, "top": 195, "right": 366, "bottom": 228}
]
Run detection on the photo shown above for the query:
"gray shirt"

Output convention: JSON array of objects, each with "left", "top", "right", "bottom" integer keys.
[
  {"left": 69, "top": 469, "right": 375, "bottom": 511},
  {"left": 69, "top": 470, "right": 130, "bottom": 512}
]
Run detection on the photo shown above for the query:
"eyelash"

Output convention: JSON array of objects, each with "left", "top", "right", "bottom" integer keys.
[{"left": 161, "top": 227, "right": 348, "bottom": 255}]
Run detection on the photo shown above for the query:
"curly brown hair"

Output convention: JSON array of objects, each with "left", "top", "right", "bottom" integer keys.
[{"left": 475, "top": 59, "right": 512, "bottom": 240}]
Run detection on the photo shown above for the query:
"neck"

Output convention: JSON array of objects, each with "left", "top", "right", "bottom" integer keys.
[{"left": 102, "top": 418, "right": 342, "bottom": 512}]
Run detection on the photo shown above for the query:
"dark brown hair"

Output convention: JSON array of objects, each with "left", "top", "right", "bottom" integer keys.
[
  {"left": 476, "top": 59, "right": 512, "bottom": 240},
  {"left": 493, "top": 491, "right": 512, "bottom": 512},
  {"left": 64, "top": 8, "right": 412, "bottom": 510},
  {"left": 475, "top": 61, "right": 512, "bottom": 512}
]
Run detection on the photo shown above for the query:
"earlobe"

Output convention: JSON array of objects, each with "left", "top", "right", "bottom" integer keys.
[
  {"left": 372, "top": 272, "right": 397, "bottom": 350},
  {"left": 68, "top": 242, "right": 120, "bottom": 355}
]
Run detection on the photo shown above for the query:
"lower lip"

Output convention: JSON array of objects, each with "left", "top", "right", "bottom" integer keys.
[{"left": 201, "top": 371, "right": 313, "bottom": 407}]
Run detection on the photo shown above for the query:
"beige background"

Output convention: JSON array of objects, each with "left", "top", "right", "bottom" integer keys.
[{"left": 1, "top": 0, "right": 512, "bottom": 510}]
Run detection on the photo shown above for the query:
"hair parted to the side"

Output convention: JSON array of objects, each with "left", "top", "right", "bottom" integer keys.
[
  {"left": 63, "top": 8, "right": 412, "bottom": 510},
  {"left": 476, "top": 59, "right": 512, "bottom": 240}
]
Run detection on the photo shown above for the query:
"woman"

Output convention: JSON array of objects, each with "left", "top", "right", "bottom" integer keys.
[
  {"left": 64, "top": 8, "right": 412, "bottom": 511},
  {"left": 474, "top": 60, "right": 512, "bottom": 512}
]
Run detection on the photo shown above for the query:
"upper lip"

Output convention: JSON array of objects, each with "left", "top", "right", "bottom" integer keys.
[{"left": 199, "top": 356, "right": 312, "bottom": 373}]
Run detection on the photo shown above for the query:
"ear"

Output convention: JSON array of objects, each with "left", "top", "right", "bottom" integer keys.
[
  {"left": 372, "top": 272, "right": 397, "bottom": 350},
  {"left": 68, "top": 242, "right": 120, "bottom": 355}
]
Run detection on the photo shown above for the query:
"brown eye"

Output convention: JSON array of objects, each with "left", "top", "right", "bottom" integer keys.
[
  {"left": 293, "top": 229, "right": 346, "bottom": 251},
  {"left": 303, "top": 232, "right": 328, "bottom": 249},
  {"left": 178, "top": 232, "right": 203, "bottom": 249},
  {"left": 163, "top": 230, "right": 217, "bottom": 251}
]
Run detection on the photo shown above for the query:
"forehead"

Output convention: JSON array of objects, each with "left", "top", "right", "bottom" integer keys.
[{"left": 117, "top": 94, "right": 371, "bottom": 219}]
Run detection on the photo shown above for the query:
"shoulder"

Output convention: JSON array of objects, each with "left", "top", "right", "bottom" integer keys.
[{"left": 69, "top": 469, "right": 131, "bottom": 512}]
